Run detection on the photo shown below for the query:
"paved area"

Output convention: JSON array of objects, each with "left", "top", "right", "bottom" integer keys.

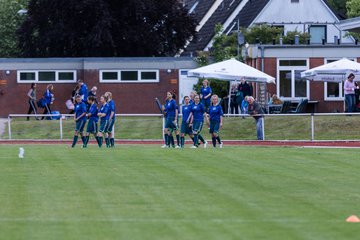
[{"left": 0, "top": 118, "right": 7, "bottom": 136}]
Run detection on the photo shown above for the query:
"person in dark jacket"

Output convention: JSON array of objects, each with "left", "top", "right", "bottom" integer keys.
[{"left": 247, "top": 96, "right": 264, "bottom": 140}]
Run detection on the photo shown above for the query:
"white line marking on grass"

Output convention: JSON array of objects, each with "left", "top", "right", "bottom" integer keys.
[
  {"left": 301, "top": 146, "right": 360, "bottom": 149},
  {"left": 0, "top": 217, "right": 344, "bottom": 223}
]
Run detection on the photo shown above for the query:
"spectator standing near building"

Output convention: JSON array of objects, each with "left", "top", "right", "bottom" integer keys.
[
  {"left": 344, "top": 73, "right": 359, "bottom": 112},
  {"left": 237, "top": 79, "right": 252, "bottom": 113},
  {"left": 230, "top": 83, "right": 239, "bottom": 114},
  {"left": 26, "top": 83, "right": 37, "bottom": 120},
  {"left": 88, "top": 86, "right": 98, "bottom": 104},
  {"left": 247, "top": 96, "right": 264, "bottom": 140},
  {"left": 41, "top": 84, "right": 54, "bottom": 120}
]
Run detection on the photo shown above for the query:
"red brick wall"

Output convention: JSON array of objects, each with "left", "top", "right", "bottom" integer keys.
[{"left": 0, "top": 69, "right": 179, "bottom": 117}]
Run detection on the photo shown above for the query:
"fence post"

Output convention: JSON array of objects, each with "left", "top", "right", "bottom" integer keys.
[
  {"left": 60, "top": 115, "right": 63, "bottom": 140},
  {"left": 311, "top": 113, "right": 314, "bottom": 141},
  {"left": 8, "top": 115, "right": 11, "bottom": 140},
  {"left": 262, "top": 115, "right": 265, "bottom": 140}
]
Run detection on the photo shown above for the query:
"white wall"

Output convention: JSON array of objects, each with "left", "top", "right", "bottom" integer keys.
[{"left": 252, "top": 0, "right": 353, "bottom": 43}]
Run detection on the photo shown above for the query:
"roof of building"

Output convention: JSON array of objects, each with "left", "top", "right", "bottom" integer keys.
[
  {"left": 186, "top": 0, "right": 245, "bottom": 53},
  {"left": 183, "top": 0, "right": 346, "bottom": 55},
  {"left": 185, "top": 0, "right": 217, "bottom": 22}
]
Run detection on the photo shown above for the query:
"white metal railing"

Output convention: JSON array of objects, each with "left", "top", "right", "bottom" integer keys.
[
  {"left": 5, "top": 112, "right": 360, "bottom": 141},
  {"left": 7, "top": 113, "right": 164, "bottom": 140}
]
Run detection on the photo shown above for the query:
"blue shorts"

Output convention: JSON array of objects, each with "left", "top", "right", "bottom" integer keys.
[
  {"left": 165, "top": 117, "right": 178, "bottom": 131},
  {"left": 192, "top": 120, "right": 203, "bottom": 134},
  {"left": 209, "top": 120, "right": 220, "bottom": 134},
  {"left": 86, "top": 119, "right": 98, "bottom": 134},
  {"left": 99, "top": 120, "right": 109, "bottom": 133},
  {"left": 75, "top": 119, "right": 86, "bottom": 133},
  {"left": 106, "top": 118, "right": 115, "bottom": 133},
  {"left": 180, "top": 122, "right": 192, "bottom": 135}
]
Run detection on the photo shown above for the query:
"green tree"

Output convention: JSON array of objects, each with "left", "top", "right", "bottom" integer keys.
[
  {"left": 242, "top": 24, "right": 283, "bottom": 44},
  {"left": 282, "top": 30, "right": 310, "bottom": 44},
  {"left": 347, "top": 0, "right": 360, "bottom": 17},
  {"left": 0, "top": 0, "right": 28, "bottom": 57},
  {"left": 327, "top": 0, "right": 348, "bottom": 17},
  {"left": 18, "top": 0, "right": 197, "bottom": 57},
  {"left": 211, "top": 24, "right": 238, "bottom": 62}
]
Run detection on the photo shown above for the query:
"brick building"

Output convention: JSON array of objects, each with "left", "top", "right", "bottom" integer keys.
[{"left": 0, "top": 57, "right": 197, "bottom": 117}]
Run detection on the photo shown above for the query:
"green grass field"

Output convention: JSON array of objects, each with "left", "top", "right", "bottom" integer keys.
[
  {"left": 3, "top": 114, "right": 360, "bottom": 140},
  {"left": 0, "top": 144, "right": 360, "bottom": 239}
]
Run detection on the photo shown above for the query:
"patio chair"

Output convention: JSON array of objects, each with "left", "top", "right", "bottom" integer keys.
[
  {"left": 290, "top": 99, "right": 308, "bottom": 113},
  {"left": 272, "top": 100, "right": 292, "bottom": 114}
]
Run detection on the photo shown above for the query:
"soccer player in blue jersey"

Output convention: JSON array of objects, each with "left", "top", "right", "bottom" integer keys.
[
  {"left": 77, "top": 79, "right": 88, "bottom": 103},
  {"left": 97, "top": 95, "right": 110, "bottom": 148},
  {"left": 105, "top": 92, "right": 116, "bottom": 148},
  {"left": 41, "top": 84, "right": 54, "bottom": 120},
  {"left": 83, "top": 96, "right": 100, "bottom": 148},
  {"left": 162, "top": 91, "right": 178, "bottom": 148},
  {"left": 200, "top": 79, "right": 212, "bottom": 112},
  {"left": 207, "top": 94, "right": 224, "bottom": 148},
  {"left": 180, "top": 96, "right": 194, "bottom": 148},
  {"left": 189, "top": 95, "right": 207, "bottom": 148},
  {"left": 71, "top": 95, "right": 87, "bottom": 148}
]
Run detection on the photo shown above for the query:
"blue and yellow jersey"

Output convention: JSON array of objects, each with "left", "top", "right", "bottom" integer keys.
[
  {"left": 191, "top": 103, "right": 205, "bottom": 122},
  {"left": 201, "top": 86, "right": 212, "bottom": 99},
  {"left": 43, "top": 89, "right": 52, "bottom": 104},
  {"left": 209, "top": 104, "right": 224, "bottom": 122},
  {"left": 99, "top": 103, "right": 110, "bottom": 122},
  {"left": 107, "top": 99, "right": 116, "bottom": 120},
  {"left": 75, "top": 102, "right": 87, "bottom": 121},
  {"left": 181, "top": 104, "right": 192, "bottom": 124},
  {"left": 88, "top": 103, "right": 98, "bottom": 122},
  {"left": 164, "top": 99, "right": 177, "bottom": 119}
]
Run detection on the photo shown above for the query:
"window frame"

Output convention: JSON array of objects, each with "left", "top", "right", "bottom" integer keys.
[
  {"left": 99, "top": 69, "right": 159, "bottom": 83},
  {"left": 323, "top": 58, "right": 355, "bottom": 101},
  {"left": 309, "top": 25, "right": 327, "bottom": 44},
  {"left": 17, "top": 70, "right": 77, "bottom": 83},
  {"left": 277, "top": 58, "right": 309, "bottom": 100}
]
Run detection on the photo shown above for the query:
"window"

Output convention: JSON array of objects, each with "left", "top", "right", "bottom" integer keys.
[
  {"left": 291, "top": 0, "right": 299, "bottom": 2},
  {"left": 19, "top": 72, "right": 36, "bottom": 81},
  {"left": 277, "top": 59, "right": 309, "bottom": 100},
  {"left": 323, "top": 59, "right": 355, "bottom": 101},
  {"left": 309, "top": 25, "right": 326, "bottom": 44},
  {"left": 17, "top": 70, "right": 77, "bottom": 83},
  {"left": 100, "top": 70, "right": 159, "bottom": 83}
]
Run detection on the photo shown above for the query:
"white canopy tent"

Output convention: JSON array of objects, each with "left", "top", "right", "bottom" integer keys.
[
  {"left": 301, "top": 58, "right": 360, "bottom": 112},
  {"left": 187, "top": 59, "right": 275, "bottom": 114},
  {"left": 301, "top": 58, "right": 360, "bottom": 82},
  {"left": 188, "top": 59, "right": 275, "bottom": 83}
]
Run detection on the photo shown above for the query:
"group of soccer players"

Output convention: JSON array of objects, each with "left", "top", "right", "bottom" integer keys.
[
  {"left": 162, "top": 80, "right": 224, "bottom": 148},
  {"left": 71, "top": 91, "right": 116, "bottom": 148}
]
